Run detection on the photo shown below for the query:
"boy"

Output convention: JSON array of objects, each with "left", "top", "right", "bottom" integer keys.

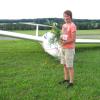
[{"left": 59, "top": 10, "right": 76, "bottom": 88}]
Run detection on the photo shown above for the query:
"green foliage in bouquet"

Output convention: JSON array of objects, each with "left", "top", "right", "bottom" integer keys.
[{"left": 50, "top": 23, "right": 61, "bottom": 43}]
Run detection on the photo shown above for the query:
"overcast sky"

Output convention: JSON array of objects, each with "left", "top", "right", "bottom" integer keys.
[{"left": 0, "top": 0, "right": 100, "bottom": 19}]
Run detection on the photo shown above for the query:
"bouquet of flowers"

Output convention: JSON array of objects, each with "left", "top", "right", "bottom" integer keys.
[{"left": 50, "top": 23, "right": 61, "bottom": 43}]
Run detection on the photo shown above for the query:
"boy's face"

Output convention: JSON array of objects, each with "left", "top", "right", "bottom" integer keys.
[{"left": 63, "top": 13, "right": 71, "bottom": 23}]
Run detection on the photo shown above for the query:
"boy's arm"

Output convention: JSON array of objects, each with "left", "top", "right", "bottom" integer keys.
[{"left": 65, "top": 32, "right": 76, "bottom": 44}]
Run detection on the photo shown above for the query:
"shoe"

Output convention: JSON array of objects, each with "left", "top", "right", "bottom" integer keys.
[
  {"left": 66, "top": 83, "right": 73, "bottom": 88},
  {"left": 59, "top": 80, "right": 69, "bottom": 84}
]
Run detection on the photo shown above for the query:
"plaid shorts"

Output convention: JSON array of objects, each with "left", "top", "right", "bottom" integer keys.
[{"left": 60, "top": 48, "right": 75, "bottom": 68}]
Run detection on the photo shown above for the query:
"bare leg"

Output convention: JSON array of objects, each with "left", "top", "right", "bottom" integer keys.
[
  {"left": 69, "top": 67, "right": 74, "bottom": 83},
  {"left": 58, "top": 64, "right": 69, "bottom": 84},
  {"left": 64, "top": 64, "right": 69, "bottom": 80}
]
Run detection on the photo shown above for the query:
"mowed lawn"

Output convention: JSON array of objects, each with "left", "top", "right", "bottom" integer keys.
[
  {"left": 0, "top": 30, "right": 100, "bottom": 100},
  {"left": 14, "top": 29, "right": 100, "bottom": 35}
]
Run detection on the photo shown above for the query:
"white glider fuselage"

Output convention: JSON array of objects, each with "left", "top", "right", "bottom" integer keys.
[{"left": 0, "top": 30, "right": 100, "bottom": 58}]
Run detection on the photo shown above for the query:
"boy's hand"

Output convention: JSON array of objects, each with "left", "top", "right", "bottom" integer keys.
[{"left": 60, "top": 39, "right": 67, "bottom": 46}]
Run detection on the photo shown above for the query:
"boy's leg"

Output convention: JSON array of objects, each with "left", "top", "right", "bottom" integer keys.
[
  {"left": 59, "top": 64, "right": 69, "bottom": 84},
  {"left": 69, "top": 67, "right": 74, "bottom": 83},
  {"left": 66, "top": 49, "right": 75, "bottom": 87},
  {"left": 64, "top": 64, "right": 69, "bottom": 80},
  {"left": 66, "top": 67, "right": 74, "bottom": 88}
]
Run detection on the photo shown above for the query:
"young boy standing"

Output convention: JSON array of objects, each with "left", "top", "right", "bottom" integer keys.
[{"left": 59, "top": 10, "right": 76, "bottom": 88}]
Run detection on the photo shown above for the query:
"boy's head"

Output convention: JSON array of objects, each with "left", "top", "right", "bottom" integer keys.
[{"left": 63, "top": 10, "right": 72, "bottom": 23}]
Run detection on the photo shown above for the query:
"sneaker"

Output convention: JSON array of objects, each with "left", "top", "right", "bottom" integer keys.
[
  {"left": 59, "top": 80, "right": 69, "bottom": 84},
  {"left": 66, "top": 83, "right": 73, "bottom": 88}
]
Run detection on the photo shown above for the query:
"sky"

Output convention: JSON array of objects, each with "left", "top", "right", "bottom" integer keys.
[{"left": 0, "top": 0, "right": 100, "bottom": 19}]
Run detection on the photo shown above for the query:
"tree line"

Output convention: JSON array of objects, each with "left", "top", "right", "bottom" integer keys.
[{"left": 0, "top": 18, "right": 100, "bottom": 30}]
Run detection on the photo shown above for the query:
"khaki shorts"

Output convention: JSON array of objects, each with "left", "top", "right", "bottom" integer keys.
[{"left": 60, "top": 48, "right": 75, "bottom": 68}]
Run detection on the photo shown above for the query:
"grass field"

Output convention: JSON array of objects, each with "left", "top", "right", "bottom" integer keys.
[
  {"left": 0, "top": 30, "right": 100, "bottom": 100},
  {"left": 14, "top": 29, "right": 100, "bottom": 35},
  {"left": 77, "top": 29, "right": 100, "bottom": 35}
]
